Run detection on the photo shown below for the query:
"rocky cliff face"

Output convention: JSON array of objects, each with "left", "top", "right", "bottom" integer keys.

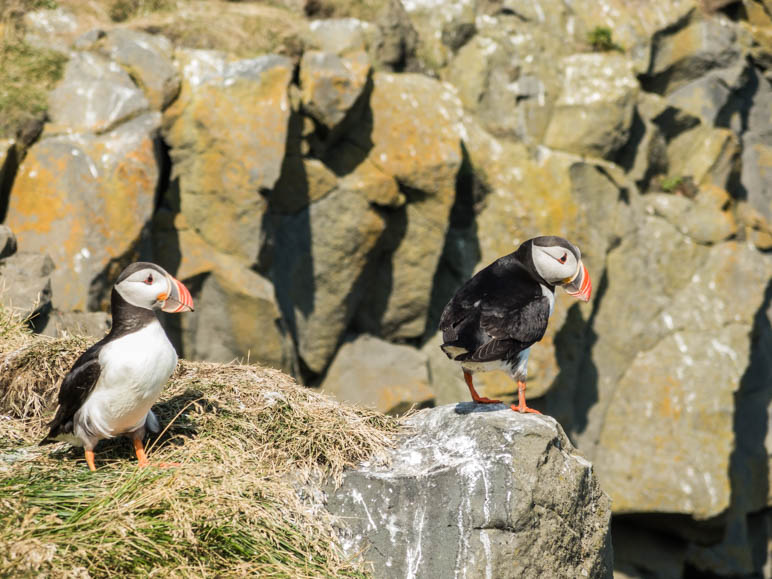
[{"left": 1, "top": 0, "right": 772, "bottom": 576}]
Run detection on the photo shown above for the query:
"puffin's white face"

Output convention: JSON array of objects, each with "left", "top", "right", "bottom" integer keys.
[
  {"left": 530, "top": 237, "right": 592, "bottom": 302},
  {"left": 114, "top": 264, "right": 194, "bottom": 313},
  {"left": 531, "top": 242, "right": 581, "bottom": 285}
]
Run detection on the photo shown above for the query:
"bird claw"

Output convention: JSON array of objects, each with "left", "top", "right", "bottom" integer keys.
[
  {"left": 474, "top": 396, "right": 502, "bottom": 404},
  {"left": 510, "top": 403, "right": 541, "bottom": 414}
]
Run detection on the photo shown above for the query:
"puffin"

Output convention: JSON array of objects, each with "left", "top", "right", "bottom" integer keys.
[
  {"left": 439, "top": 236, "right": 591, "bottom": 414},
  {"left": 40, "top": 262, "right": 194, "bottom": 471}
]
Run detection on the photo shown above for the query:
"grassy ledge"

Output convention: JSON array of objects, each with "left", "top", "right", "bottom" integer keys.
[{"left": 0, "top": 306, "right": 399, "bottom": 577}]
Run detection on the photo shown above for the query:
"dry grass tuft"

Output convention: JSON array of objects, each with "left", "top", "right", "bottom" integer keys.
[{"left": 0, "top": 306, "right": 399, "bottom": 577}]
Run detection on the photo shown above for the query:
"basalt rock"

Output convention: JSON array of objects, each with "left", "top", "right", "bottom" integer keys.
[
  {"left": 326, "top": 404, "right": 613, "bottom": 578},
  {"left": 162, "top": 50, "right": 294, "bottom": 265},
  {"left": 5, "top": 113, "right": 161, "bottom": 312}
]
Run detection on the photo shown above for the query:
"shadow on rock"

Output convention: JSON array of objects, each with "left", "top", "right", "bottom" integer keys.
[
  {"left": 453, "top": 401, "right": 508, "bottom": 415},
  {"left": 546, "top": 266, "right": 608, "bottom": 436}
]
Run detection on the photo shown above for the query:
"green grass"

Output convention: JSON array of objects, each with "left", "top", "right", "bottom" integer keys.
[
  {"left": 0, "top": 0, "right": 69, "bottom": 139},
  {"left": 587, "top": 26, "right": 622, "bottom": 52},
  {"left": 0, "top": 306, "right": 398, "bottom": 577},
  {"left": 661, "top": 175, "right": 684, "bottom": 193},
  {"left": 0, "top": 41, "right": 67, "bottom": 140}
]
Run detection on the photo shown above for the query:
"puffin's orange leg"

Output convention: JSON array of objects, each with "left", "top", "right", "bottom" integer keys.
[
  {"left": 464, "top": 370, "right": 501, "bottom": 404},
  {"left": 134, "top": 438, "right": 181, "bottom": 469},
  {"left": 510, "top": 380, "right": 541, "bottom": 414},
  {"left": 133, "top": 438, "right": 150, "bottom": 468},
  {"left": 85, "top": 449, "right": 97, "bottom": 472}
]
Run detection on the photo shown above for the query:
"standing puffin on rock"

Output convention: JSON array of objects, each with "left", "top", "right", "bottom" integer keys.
[
  {"left": 40, "top": 262, "right": 194, "bottom": 471},
  {"left": 439, "top": 236, "right": 591, "bottom": 414}
]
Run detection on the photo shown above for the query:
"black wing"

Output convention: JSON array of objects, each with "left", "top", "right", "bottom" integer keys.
[
  {"left": 439, "top": 257, "right": 552, "bottom": 362},
  {"left": 39, "top": 343, "right": 103, "bottom": 444}
]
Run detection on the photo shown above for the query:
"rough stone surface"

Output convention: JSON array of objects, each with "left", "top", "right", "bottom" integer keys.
[
  {"left": 22, "top": 7, "right": 87, "bottom": 53},
  {"left": 741, "top": 74, "right": 772, "bottom": 222},
  {"left": 321, "top": 334, "right": 433, "bottom": 414},
  {"left": 443, "top": 22, "right": 565, "bottom": 142},
  {"left": 98, "top": 29, "right": 180, "bottom": 110},
  {"left": 644, "top": 17, "right": 743, "bottom": 95},
  {"left": 667, "top": 124, "right": 740, "bottom": 189},
  {"left": 354, "top": 72, "right": 463, "bottom": 340},
  {"left": 326, "top": 405, "right": 613, "bottom": 578},
  {"left": 337, "top": 158, "right": 403, "bottom": 208},
  {"left": 5, "top": 113, "right": 161, "bottom": 311},
  {"left": 591, "top": 240, "right": 772, "bottom": 518},
  {"left": 544, "top": 53, "right": 639, "bottom": 159},
  {"left": 422, "top": 332, "right": 469, "bottom": 407},
  {"left": 299, "top": 50, "right": 370, "bottom": 132},
  {"left": 270, "top": 157, "right": 339, "bottom": 214},
  {"left": 372, "top": 0, "right": 419, "bottom": 71},
  {"left": 306, "top": 18, "right": 375, "bottom": 55},
  {"left": 271, "top": 188, "right": 387, "bottom": 374},
  {"left": 48, "top": 51, "right": 150, "bottom": 134},
  {"left": 0, "top": 252, "right": 54, "bottom": 320},
  {"left": 666, "top": 60, "right": 750, "bottom": 125},
  {"left": 163, "top": 50, "right": 294, "bottom": 264},
  {"left": 184, "top": 262, "right": 293, "bottom": 373},
  {"left": 646, "top": 185, "right": 737, "bottom": 244}
]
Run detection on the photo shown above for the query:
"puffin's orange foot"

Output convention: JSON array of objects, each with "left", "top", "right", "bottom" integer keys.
[
  {"left": 156, "top": 462, "right": 181, "bottom": 468},
  {"left": 510, "top": 403, "right": 541, "bottom": 414},
  {"left": 474, "top": 396, "right": 502, "bottom": 404}
]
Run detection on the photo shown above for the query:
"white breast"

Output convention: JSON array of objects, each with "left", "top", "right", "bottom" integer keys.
[{"left": 79, "top": 320, "right": 177, "bottom": 439}]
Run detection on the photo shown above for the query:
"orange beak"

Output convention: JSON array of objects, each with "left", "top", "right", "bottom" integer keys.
[
  {"left": 159, "top": 275, "right": 194, "bottom": 313},
  {"left": 563, "top": 261, "right": 591, "bottom": 302}
]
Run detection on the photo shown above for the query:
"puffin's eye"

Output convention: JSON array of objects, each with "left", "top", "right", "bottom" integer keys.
[
  {"left": 144, "top": 274, "right": 154, "bottom": 285},
  {"left": 559, "top": 253, "right": 567, "bottom": 264}
]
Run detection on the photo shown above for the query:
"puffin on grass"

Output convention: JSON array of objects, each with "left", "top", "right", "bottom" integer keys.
[
  {"left": 439, "top": 236, "right": 591, "bottom": 414},
  {"left": 40, "top": 262, "right": 194, "bottom": 471}
]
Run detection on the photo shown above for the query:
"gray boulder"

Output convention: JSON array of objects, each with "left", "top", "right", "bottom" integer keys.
[
  {"left": 666, "top": 60, "right": 750, "bottom": 126},
  {"left": 544, "top": 53, "right": 639, "bottom": 159},
  {"left": 0, "top": 253, "right": 54, "bottom": 320},
  {"left": 5, "top": 112, "right": 161, "bottom": 312},
  {"left": 306, "top": 18, "right": 375, "bottom": 55},
  {"left": 299, "top": 50, "right": 370, "bottom": 133},
  {"left": 97, "top": 29, "right": 180, "bottom": 110},
  {"left": 644, "top": 17, "right": 743, "bottom": 95},
  {"left": 23, "top": 7, "right": 84, "bottom": 53},
  {"left": 741, "top": 74, "right": 772, "bottom": 223},
  {"left": 326, "top": 404, "right": 613, "bottom": 578},
  {"left": 579, "top": 235, "right": 772, "bottom": 525},
  {"left": 48, "top": 51, "right": 150, "bottom": 133},
  {"left": 354, "top": 73, "right": 464, "bottom": 341},
  {"left": 163, "top": 50, "right": 294, "bottom": 264},
  {"left": 184, "top": 263, "right": 294, "bottom": 373},
  {"left": 645, "top": 185, "right": 737, "bottom": 244},
  {"left": 271, "top": 188, "right": 387, "bottom": 374},
  {"left": 321, "top": 334, "right": 433, "bottom": 414},
  {"left": 666, "top": 124, "right": 740, "bottom": 190}
]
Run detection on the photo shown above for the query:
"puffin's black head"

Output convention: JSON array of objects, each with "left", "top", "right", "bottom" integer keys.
[
  {"left": 114, "top": 262, "right": 194, "bottom": 313},
  {"left": 526, "top": 236, "right": 592, "bottom": 301}
]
